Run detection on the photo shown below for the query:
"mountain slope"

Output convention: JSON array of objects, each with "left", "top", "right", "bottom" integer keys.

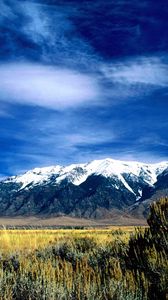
[
  {"left": 129, "top": 169, "right": 168, "bottom": 218},
  {"left": 0, "top": 158, "right": 168, "bottom": 219}
]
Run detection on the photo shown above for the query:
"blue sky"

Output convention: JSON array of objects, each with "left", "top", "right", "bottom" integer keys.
[{"left": 0, "top": 0, "right": 168, "bottom": 177}]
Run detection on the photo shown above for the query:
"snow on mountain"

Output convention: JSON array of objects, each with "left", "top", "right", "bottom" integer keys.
[
  {"left": 9, "top": 165, "right": 63, "bottom": 189},
  {"left": 4, "top": 158, "right": 168, "bottom": 196}
]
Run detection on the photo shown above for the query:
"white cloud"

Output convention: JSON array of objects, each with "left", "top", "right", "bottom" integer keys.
[
  {"left": 0, "top": 63, "right": 99, "bottom": 109},
  {"left": 102, "top": 57, "right": 168, "bottom": 87}
]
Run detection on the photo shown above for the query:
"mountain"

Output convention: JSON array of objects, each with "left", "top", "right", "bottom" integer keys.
[
  {"left": 129, "top": 167, "right": 168, "bottom": 218},
  {"left": 0, "top": 158, "right": 168, "bottom": 220}
]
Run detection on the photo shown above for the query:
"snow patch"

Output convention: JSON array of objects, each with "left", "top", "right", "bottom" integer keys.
[{"left": 3, "top": 158, "right": 168, "bottom": 195}]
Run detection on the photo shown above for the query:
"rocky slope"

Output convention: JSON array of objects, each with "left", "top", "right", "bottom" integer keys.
[{"left": 0, "top": 158, "right": 167, "bottom": 219}]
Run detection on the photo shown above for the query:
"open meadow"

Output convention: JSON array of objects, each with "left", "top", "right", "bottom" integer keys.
[
  {"left": 0, "top": 226, "right": 134, "bottom": 255},
  {"left": 0, "top": 198, "right": 167, "bottom": 300}
]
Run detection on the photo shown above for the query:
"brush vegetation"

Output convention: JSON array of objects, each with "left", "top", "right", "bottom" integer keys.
[{"left": 0, "top": 198, "right": 167, "bottom": 300}]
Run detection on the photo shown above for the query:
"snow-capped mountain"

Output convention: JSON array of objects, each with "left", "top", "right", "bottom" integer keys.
[
  {"left": 1, "top": 158, "right": 168, "bottom": 219},
  {"left": 5, "top": 158, "right": 168, "bottom": 192}
]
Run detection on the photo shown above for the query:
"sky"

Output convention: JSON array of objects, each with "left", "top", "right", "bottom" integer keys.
[{"left": 0, "top": 0, "right": 168, "bottom": 177}]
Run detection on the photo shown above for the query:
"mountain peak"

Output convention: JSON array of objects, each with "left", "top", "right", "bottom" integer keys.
[
  {"left": 3, "top": 157, "right": 168, "bottom": 190},
  {"left": 0, "top": 157, "right": 168, "bottom": 219}
]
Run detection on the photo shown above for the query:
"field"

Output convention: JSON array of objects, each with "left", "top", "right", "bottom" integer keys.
[
  {"left": 0, "top": 226, "right": 134, "bottom": 255},
  {"left": 0, "top": 198, "right": 167, "bottom": 300}
]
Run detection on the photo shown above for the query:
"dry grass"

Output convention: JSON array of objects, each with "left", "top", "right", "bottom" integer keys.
[
  {"left": 0, "top": 198, "right": 166, "bottom": 300},
  {"left": 0, "top": 226, "right": 134, "bottom": 255},
  {"left": 0, "top": 227, "right": 135, "bottom": 299}
]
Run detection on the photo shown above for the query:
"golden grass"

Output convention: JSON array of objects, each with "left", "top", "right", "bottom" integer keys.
[
  {"left": 0, "top": 227, "right": 137, "bottom": 299},
  {"left": 0, "top": 199, "right": 166, "bottom": 300},
  {"left": 0, "top": 226, "right": 135, "bottom": 255}
]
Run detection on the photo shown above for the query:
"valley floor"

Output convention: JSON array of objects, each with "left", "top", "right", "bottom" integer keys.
[{"left": 0, "top": 215, "right": 147, "bottom": 228}]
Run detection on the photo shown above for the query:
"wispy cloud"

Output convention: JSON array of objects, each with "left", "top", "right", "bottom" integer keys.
[
  {"left": 137, "top": 135, "right": 168, "bottom": 148},
  {"left": 63, "top": 131, "right": 116, "bottom": 147},
  {"left": 0, "top": 0, "right": 97, "bottom": 68},
  {"left": 102, "top": 57, "right": 168, "bottom": 87},
  {"left": 0, "top": 107, "right": 119, "bottom": 174},
  {"left": 0, "top": 0, "right": 167, "bottom": 177},
  {"left": 0, "top": 109, "right": 11, "bottom": 118},
  {"left": 0, "top": 63, "right": 100, "bottom": 109}
]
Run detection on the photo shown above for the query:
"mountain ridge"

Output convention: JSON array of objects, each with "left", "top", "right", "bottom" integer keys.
[
  {"left": 4, "top": 158, "right": 168, "bottom": 190},
  {"left": 0, "top": 158, "right": 168, "bottom": 220}
]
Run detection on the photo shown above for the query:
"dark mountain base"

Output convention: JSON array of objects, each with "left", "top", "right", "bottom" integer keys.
[{"left": 0, "top": 164, "right": 167, "bottom": 222}]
